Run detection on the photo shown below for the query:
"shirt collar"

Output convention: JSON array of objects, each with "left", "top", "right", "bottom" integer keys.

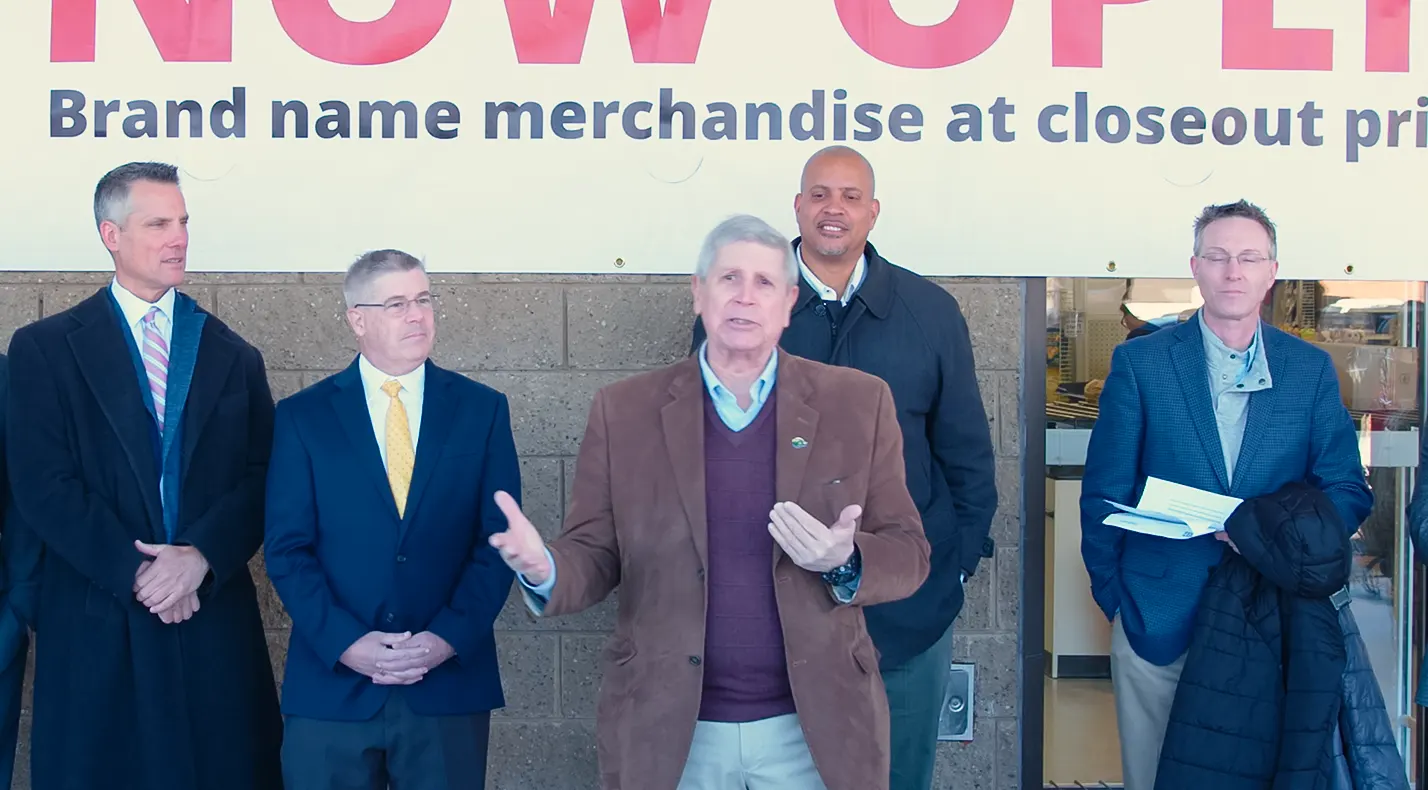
[
  {"left": 358, "top": 353, "right": 426, "bottom": 397},
  {"left": 798, "top": 247, "right": 866, "bottom": 306},
  {"left": 697, "top": 341, "right": 778, "bottom": 404},
  {"left": 109, "top": 277, "right": 176, "bottom": 328},
  {"left": 1198, "top": 311, "right": 1272, "bottom": 387}
]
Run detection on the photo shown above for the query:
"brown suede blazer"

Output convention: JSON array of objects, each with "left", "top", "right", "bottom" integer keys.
[{"left": 523, "top": 349, "right": 930, "bottom": 790}]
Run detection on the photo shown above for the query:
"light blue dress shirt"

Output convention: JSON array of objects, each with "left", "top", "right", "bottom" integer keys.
[
  {"left": 696, "top": 340, "right": 778, "bottom": 432},
  {"left": 518, "top": 344, "right": 860, "bottom": 607}
]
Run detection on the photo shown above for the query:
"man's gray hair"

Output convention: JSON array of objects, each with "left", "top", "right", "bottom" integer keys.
[
  {"left": 343, "top": 249, "right": 426, "bottom": 308},
  {"left": 93, "top": 161, "right": 179, "bottom": 230},
  {"left": 1193, "top": 199, "right": 1278, "bottom": 259},
  {"left": 694, "top": 214, "right": 798, "bottom": 285}
]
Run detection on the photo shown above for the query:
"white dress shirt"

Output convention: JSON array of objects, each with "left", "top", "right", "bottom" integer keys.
[
  {"left": 109, "top": 278, "right": 176, "bottom": 503},
  {"left": 357, "top": 354, "right": 424, "bottom": 469},
  {"left": 797, "top": 248, "right": 866, "bottom": 306},
  {"left": 109, "top": 278, "right": 175, "bottom": 350}
]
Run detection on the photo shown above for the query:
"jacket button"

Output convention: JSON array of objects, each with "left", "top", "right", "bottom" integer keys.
[
  {"left": 396, "top": 555, "right": 407, "bottom": 563},
  {"left": 697, "top": 568, "right": 705, "bottom": 580},
  {"left": 385, "top": 613, "right": 395, "bottom": 623},
  {"left": 689, "top": 656, "right": 701, "bottom": 666}
]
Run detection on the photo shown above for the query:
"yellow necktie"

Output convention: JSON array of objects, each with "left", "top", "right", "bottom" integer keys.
[{"left": 381, "top": 379, "right": 415, "bottom": 518}]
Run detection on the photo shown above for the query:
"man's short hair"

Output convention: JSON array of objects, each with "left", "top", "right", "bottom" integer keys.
[
  {"left": 343, "top": 249, "right": 425, "bottom": 308},
  {"left": 93, "top": 162, "right": 179, "bottom": 230},
  {"left": 1192, "top": 199, "right": 1278, "bottom": 259},
  {"left": 694, "top": 214, "right": 798, "bottom": 286}
]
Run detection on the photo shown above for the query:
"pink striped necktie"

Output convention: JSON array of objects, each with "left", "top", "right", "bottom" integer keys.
[{"left": 141, "top": 306, "right": 169, "bottom": 431}]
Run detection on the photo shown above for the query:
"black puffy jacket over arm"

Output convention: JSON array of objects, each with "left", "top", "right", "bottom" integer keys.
[{"left": 1154, "top": 482, "right": 1407, "bottom": 790}]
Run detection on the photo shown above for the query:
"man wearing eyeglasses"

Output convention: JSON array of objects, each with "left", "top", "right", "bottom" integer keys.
[
  {"left": 1079, "top": 200, "right": 1372, "bottom": 788},
  {"left": 264, "top": 249, "right": 519, "bottom": 789}
]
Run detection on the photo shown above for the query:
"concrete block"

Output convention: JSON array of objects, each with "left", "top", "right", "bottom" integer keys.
[
  {"left": 250, "top": 552, "right": 290, "bottom": 630},
  {"left": 486, "top": 720, "right": 599, "bottom": 790},
  {"left": 952, "top": 633, "right": 1017, "bottom": 717},
  {"left": 0, "top": 272, "right": 110, "bottom": 285},
  {"left": 186, "top": 273, "right": 302, "bottom": 284},
  {"left": 560, "top": 634, "right": 609, "bottom": 719},
  {"left": 494, "top": 633, "right": 558, "bottom": 719},
  {"left": 992, "top": 458, "right": 1021, "bottom": 548},
  {"left": 999, "top": 371, "right": 1022, "bottom": 459},
  {"left": 997, "top": 715, "right": 1020, "bottom": 788},
  {"left": 976, "top": 369, "right": 1001, "bottom": 456},
  {"left": 954, "top": 558, "right": 993, "bottom": 632},
  {"left": 566, "top": 285, "right": 693, "bottom": 369},
  {"left": 266, "top": 629, "right": 289, "bottom": 689},
  {"left": 211, "top": 286, "right": 353, "bottom": 370},
  {"left": 472, "top": 372, "right": 628, "bottom": 457},
  {"left": 944, "top": 283, "right": 1022, "bottom": 371},
  {"left": 518, "top": 458, "right": 564, "bottom": 540},
  {"left": 475, "top": 273, "right": 647, "bottom": 283},
  {"left": 267, "top": 371, "right": 304, "bottom": 402},
  {"left": 933, "top": 721, "right": 998, "bottom": 790},
  {"left": 0, "top": 287, "right": 41, "bottom": 351},
  {"left": 996, "top": 547, "right": 1020, "bottom": 631},
  {"left": 41, "top": 284, "right": 214, "bottom": 317},
  {"left": 496, "top": 586, "right": 619, "bottom": 635},
  {"left": 428, "top": 286, "right": 563, "bottom": 371}
]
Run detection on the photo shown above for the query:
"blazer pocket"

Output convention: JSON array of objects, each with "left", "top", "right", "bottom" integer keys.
[{"left": 821, "top": 473, "right": 867, "bottom": 520}]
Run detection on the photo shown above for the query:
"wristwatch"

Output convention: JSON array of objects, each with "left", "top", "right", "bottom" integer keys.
[{"left": 821, "top": 546, "right": 862, "bottom": 586}]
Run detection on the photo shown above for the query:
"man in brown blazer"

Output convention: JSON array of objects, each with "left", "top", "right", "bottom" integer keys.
[{"left": 489, "top": 213, "right": 930, "bottom": 790}]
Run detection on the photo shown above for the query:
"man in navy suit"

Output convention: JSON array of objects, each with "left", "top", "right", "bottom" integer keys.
[
  {"left": 264, "top": 249, "right": 519, "bottom": 789},
  {"left": 1080, "top": 199, "right": 1372, "bottom": 789}
]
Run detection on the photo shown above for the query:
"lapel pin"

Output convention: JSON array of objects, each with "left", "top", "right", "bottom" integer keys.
[{"left": 791, "top": 437, "right": 808, "bottom": 449}]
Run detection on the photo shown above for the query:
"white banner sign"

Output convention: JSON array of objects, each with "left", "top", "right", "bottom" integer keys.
[{"left": 1, "top": 1, "right": 1424, "bottom": 278}]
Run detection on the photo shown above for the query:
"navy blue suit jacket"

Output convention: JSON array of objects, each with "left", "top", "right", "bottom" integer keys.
[
  {"left": 1080, "top": 314, "right": 1372, "bottom": 666},
  {"left": 263, "top": 357, "right": 519, "bottom": 720}
]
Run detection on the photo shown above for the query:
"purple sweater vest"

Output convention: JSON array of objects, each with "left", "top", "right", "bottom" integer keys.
[{"left": 696, "top": 392, "right": 795, "bottom": 723}]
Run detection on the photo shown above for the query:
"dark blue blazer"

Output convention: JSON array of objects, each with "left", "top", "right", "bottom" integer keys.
[
  {"left": 263, "top": 357, "right": 520, "bottom": 720},
  {"left": 1080, "top": 314, "right": 1373, "bottom": 666}
]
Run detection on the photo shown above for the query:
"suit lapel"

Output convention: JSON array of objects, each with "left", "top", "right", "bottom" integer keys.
[
  {"left": 773, "top": 352, "right": 819, "bottom": 569},
  {"left": 661, "top": 362, "right": 708, "bottom": 571},
  {"left": 331, "top": 359, "right": 401, "bottom": 521},
  {"left": 398, "top": 361, "right": 455, "bottom": 541},
  {"left": 68, "top": 291, "right": 164, "bottom": 537},
  {"left": 1170, "top": 318, "right": 1231, "bottom": 493},
  {"left": 1229, "top": 333, "right": 1284, "bottom": 496},
  {"left": 173, "top": 295, "right": 225, "bottom": 483}
]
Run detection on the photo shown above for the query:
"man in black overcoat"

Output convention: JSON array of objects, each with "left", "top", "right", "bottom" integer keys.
[
  {"left": 5, "top": 161, "right": 282, "bottom": 789},
  {"left": 0, "top": 351, "right": 42, "bottom": 789}
]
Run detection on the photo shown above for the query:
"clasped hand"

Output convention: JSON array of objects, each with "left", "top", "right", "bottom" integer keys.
[
  {"left": 340, "top": 631, "right": 454, "bottom": 685},
  {"left": 133, "top": 540, "right": 210, "bottom": 624},
  {"left": 768, "top": 502, "right": 860, "bottom": 573}
]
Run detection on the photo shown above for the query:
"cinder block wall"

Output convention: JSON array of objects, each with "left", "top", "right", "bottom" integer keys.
[{"left": 0, "top": 271, "right": 1027, "bottom": 790}]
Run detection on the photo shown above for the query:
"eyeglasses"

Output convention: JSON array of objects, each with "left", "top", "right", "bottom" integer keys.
[
  {"left": 352, "top": 294, "right": 438, "bottom": 316},
  {"left": 1197, "top": 251, "right": 1272, "bottom": 267}
]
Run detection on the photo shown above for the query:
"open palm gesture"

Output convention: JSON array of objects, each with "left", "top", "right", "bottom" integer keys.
[{"left": 489, "top": 491, "right": 553, "bottom": 585}]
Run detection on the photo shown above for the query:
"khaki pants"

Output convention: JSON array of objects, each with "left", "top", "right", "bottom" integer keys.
[
  {"left": 1110, "top": 615, "right": 1186, "bottom": 790},
  {"left": 676, "top": 713, "right": 826, "bottom": 790}
]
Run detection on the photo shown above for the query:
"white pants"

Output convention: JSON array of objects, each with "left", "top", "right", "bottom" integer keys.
[{"left": 676, "top": 713, "right": 827, "bottom": 790}]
